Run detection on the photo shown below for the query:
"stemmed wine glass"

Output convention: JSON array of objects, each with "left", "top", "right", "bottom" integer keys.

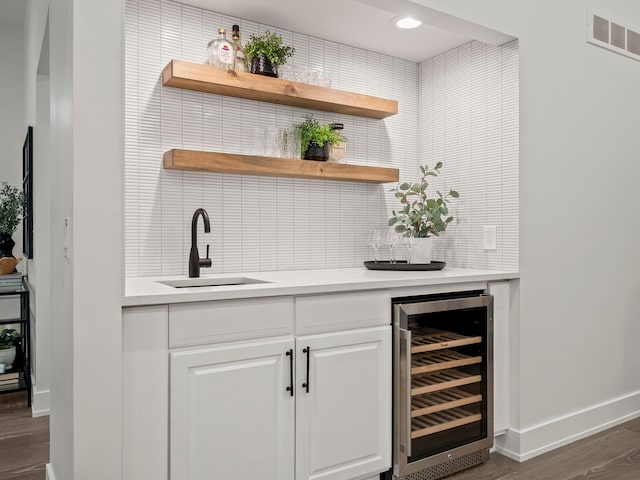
[
  {"left": 367, "top": 229, "right": 383, "bottom": 262},
  {"left": 386, "top": 229, "right": 401, "bottom": 264}
]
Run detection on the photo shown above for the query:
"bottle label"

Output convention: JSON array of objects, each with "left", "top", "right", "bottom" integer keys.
[{"left": 219, "top": 44, "right": 233, "bottom": 65}]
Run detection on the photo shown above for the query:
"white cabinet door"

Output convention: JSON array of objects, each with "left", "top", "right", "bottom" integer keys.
[
  {"left": 295, "top": 326, "right": 391, "bottom": 480},
  {"left": 170, "top": 337, "right": 295, "bottom": 480}
]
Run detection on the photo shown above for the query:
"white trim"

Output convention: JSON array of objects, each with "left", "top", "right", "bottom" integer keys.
[
  {"left": 46, "top": 463, "right": 56, "bottom": 480},
  {"left": 32, "top": 388, "right": 50, "bottom": 417},
  {"left": 495, "top": 389, "right": 640, "bottom": 461}
]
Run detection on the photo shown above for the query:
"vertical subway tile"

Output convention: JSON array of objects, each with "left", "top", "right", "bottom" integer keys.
[{"left": 124, "top": 0, "right": 518, "bottom": 276}]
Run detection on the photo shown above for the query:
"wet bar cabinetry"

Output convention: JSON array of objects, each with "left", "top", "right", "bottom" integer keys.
[
  {"left": 122, "top": 275, "right": 514, "bottom": 480},
  {"left": 123, "top": 291, "right": 392, "bottom": 480}
]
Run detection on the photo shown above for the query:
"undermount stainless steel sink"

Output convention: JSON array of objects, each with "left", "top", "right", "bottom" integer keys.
[{"left": 158, "top": 277, "right": 269, "bottom": 288}]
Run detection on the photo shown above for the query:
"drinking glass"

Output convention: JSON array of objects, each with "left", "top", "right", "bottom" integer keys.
[
  {"left": 251, "top": 127, "right": 266, "bottom": 156},
  {"left": 367, "top": 229, "right": 383, "bottom": 262},
  {"left": 386, "top": 229, "right": 401, "bottom": 264},
  {"left": 279, "top": 64, "right": 293, "bottom": 81},
  {"left": 319, "top": 70, "right": 331, "bottom": 88},
  {"left": 294, "top": 65, "right": 310, "bottom": 84},
  {"left": 286, "top": 127, "right": 301, "bottom": 159},
  {"left": 402, "top": 235, "right": 417, "bottom": 264},
  {"left": 264, "top": 126, "right": 279, "bottom": 158}
]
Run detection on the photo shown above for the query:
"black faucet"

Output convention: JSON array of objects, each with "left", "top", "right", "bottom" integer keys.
[{"left": 189, "top": 208, "right": 212, "bottom": 278}]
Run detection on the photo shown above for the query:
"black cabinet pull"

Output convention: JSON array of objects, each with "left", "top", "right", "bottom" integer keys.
[
  {"left": 302, "top": 346, "right": 310, "bottom": 393},
  {"left": 285, "top": 349, "right": 294, "bottom": 396}
]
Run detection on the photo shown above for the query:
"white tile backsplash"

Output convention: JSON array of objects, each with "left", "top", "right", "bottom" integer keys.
[
  {"left": 419, "top": 40, "right": 519, "bottom": 271},
  {"left": 124, "top": 0, "right": 518, "bottom": 277}
]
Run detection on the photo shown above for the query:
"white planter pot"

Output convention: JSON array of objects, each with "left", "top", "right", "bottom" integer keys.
[
  {"left": 0, "top": 346, "right": 16, "bottom": 369},
  {"left": 409, "top": 237, "right": 432, "bottom": 264}
]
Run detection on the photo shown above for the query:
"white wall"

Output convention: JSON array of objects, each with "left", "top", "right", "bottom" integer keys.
[
  {"left": 31, "top": 70, "right": 51, "bottom": 416},
  {"left": 0, "top": 23, "right": 25, "bottom": 255},
  {"left": 24, "top": 0, "right": 124, "bottom": 479},
  {"left": 417, "top": 0, "right": 640, "bottom": 460},
  {"left": 72, "top": 0, "right": 124, "bottom": 476},
  {"left": 124, "top": 0, "right": 519, "bottom": 277}
]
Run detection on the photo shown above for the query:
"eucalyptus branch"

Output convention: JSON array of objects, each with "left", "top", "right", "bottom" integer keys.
[{"left": 388, "top": 163, "right": 459, "bottom": 238}]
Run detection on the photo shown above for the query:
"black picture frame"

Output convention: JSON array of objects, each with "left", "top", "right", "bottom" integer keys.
[{"left": 23, "top": 126, "right": 33, "bottom": 259}]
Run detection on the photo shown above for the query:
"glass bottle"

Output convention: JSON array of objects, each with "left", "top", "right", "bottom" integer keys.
[
  {"left": 329, "top": 123, "right": 346, "bottom": 162},
  {"left": 207, "top": 28, "right": 234, "bottom": 69},
  {"left": 231, "top": 25, "right": 247, "bottom": 72}
]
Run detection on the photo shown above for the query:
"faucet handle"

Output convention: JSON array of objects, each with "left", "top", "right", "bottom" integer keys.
[{"left": 200, "top": 244, "right": 212, "bottom": 269}]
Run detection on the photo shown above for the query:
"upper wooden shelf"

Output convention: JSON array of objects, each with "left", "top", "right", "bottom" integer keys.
[
  {"left": 164, "top": 149, "right": 400, "bottom": 184},
  {"left": 161, "top": 60, "right": 398, "bottom": 119}
]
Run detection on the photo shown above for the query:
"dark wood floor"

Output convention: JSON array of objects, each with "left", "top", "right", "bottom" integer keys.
[
  {"left": 0, "top": 393, "right": 639, "bottom": 480},
  {"left": 0, "top": 392, "right": 49, "bottom": 480}
]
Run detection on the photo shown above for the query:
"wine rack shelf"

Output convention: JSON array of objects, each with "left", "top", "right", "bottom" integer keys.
[
  {"left": 411, "top": 350, "right": 483, "bottom": 375},
  {"left": 162, "top": 60, "right": 398, "bottom": 119},
  {"left": 411, "top": 408, "right": 482, "bottom": 439},
  {"left": 411, "top": 327, "right": 482, "bottom": 353},
  {"left": 411, "top": 369, "right": 482, "bottom": 396},
  {"left": 412, "top": 388, "right": 482, "bottom": 417}
]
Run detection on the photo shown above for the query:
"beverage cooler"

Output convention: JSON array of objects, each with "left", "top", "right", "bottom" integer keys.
[{"left": 390, "top": 292, "right": 493, "bottom": 480}]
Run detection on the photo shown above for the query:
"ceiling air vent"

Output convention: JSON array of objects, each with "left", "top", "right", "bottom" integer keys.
[{"left": 587, "top": 8, "right": 640, "bottom": 62}]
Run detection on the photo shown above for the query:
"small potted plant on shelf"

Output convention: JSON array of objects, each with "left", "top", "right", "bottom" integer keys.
[
  {"left": 0, "top": 182, "right": 25, "bottom": 274},
  {"left": 0, "top": 328, "right": 22, "bottom": 370},
  {"left": 388, "top": 162, "right": 459, "bottom": 264},
  {"left": 244, "top": 30, "right": 295, "bottom": 78},
  {"left": 295, "top": 114, "right": 346, "bottom": 161}
]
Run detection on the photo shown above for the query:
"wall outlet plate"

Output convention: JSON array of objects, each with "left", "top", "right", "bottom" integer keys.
[{"left": 483, "top": 225, "right": 497, "bottom": 250}]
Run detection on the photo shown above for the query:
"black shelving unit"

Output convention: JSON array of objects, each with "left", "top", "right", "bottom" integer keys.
[{"left": 0, "top": 278, "right": 31, "bottom": 406}]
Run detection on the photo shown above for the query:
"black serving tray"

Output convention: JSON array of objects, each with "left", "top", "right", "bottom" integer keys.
[{"left": 364, "top": 260, "right": 446, "bottom": 271}]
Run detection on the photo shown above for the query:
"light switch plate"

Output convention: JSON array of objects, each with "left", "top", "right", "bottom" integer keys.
[{"left": 483, "top": 225, "right": 497, "bottom": 250}]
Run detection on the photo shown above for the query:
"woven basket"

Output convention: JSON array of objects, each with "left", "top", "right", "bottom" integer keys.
[{"left": 0, "top": 257, "right": 21, "bottom": 275}]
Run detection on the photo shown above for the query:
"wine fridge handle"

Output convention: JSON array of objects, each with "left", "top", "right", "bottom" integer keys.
[
  {"left": 302, "top": 346, "right": 310, "bottom": 393},
  {"left": 399, "top": 328, "right": 412, "bottom": 458},
  {"left": 285, "top": 349, "right": 294, "bottom": 396}
]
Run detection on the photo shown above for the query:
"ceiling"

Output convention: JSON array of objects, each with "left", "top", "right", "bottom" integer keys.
[
  {"left": 0, "top": 0, "right": 514, "bottom": 61},
  {"left": 180, "top": 0, "right": 515, "bottom": 62},
  {"left": 0, "top": 0, "right": 26, "bottom": 26}
]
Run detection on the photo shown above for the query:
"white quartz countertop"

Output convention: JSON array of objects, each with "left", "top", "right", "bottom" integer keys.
[{"left": 123, "top": 266, "right": 519, "bottom": 307}]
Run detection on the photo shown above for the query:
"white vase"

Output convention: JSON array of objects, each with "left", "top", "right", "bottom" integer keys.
[
  {"left": 410, "top": 237, "right": 432, "bottom": 264},
  {"left": 0, "top": 346, "right": 16, "bottom": 369}
]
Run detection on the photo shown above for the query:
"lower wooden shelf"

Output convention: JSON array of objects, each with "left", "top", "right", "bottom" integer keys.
[{"left": 163, "top": 149, "right": 399, "bottom": 184}]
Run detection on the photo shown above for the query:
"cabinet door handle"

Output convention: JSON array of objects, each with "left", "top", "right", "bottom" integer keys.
[
  {"left": 302, "top": 346, "right": 310, "bottom": 393},
  {"left": 285, "top": 349, "right": 294, "bottom": 396}
]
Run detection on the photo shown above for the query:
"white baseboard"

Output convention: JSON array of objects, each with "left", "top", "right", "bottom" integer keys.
[
  {"left": 495, "top": 389, "right": 640, "bottom": 461},
  {"left": 46, "top": 463, "right": 56, "bottom": 480},
  {"left": 32, "top": 388, "right": 50, "bottom": 417}
]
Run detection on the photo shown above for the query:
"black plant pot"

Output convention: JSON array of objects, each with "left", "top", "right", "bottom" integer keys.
[
  {"left": 250, "top": 57, "right": 278, "bottom": 78},
  {"left": 0, "top": 233, "right": 15, "bottom": 258},
  {"left": 303, "top": 141, "right": 330, "bottom": 161}
]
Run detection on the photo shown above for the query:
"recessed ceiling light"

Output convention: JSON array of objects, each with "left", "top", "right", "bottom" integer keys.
[{"left": 395, "top": 17, "right": 422, "bottom": 29}]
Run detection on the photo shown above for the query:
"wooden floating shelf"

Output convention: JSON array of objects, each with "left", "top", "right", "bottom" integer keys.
[
  {"left": 162, "top": 60, "right": 398, "bottom": 119},
  {"left": 163, "top": 149, "right": 400, "bottom": 184}
]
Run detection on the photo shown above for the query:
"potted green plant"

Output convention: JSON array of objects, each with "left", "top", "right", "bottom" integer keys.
[
  {"left": 388, "top": 162, "right": 459, "bottom": 263},
  {"left": 244, "top": 30, "right": 295, "bottom": 78},
  {"left": 0, "top": 328, "right": 22, "bottom": 369},
  {"left": 0, "top": 182, "right": 25, "bottom": 260},
  {"left": 295, "top": 114, "right": 346, "bottom": 161}
]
